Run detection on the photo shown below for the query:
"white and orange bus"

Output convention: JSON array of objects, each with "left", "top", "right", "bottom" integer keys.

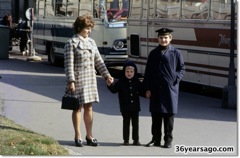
[
  {"left": 33, "top": 0, "right": 129, "bottom": 66},
  {"left": 127, "top": 0, "right": 237, "bottom": 88}
]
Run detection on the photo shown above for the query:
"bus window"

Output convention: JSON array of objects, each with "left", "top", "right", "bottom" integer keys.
[
  {"left": 181, "top": 0, "right": 209, "bottom": 19},
  {"left": 37, "top": 0, "right": 45, "bottom": 16},
  {"left": 93, "top": 0, "right": 99, "bottom": 18},
  {"left": 54, "top": 0, "right": 79, "bottom": 17},
  {"left": 79, "top": 0, "right": 93, "bottom": 16},
  {"left": 55, "top": 0, "right": 65, "bottom": 16},
  {"left": 142, "top": 0, "right": 147, "bottom": 18},
  {"left": 107, "top": 0, "right": 118, "bottom": 21},
  {"left": 210, "top": 0, "right": 231, "bottom": 20},
  {"left": 181, "top": 0, "right": 199, "bottom": 19},
  {"left": 45, "top": 0, "right": 55, "bottom": 16},
  {"left": 121, "top": 0, "right": 129, "bottom": 19},
  {"left": 129, "top": 0, "right": 141, "bottom": 19},
  {"left": 149, "top": 0, "right": 155, "bottom": 18},
  {"left": 106, "top": 0, "right": 129, "bottom": 21},
  {"left": 156, "top": 0, "right": 180, "bottom": 19}
]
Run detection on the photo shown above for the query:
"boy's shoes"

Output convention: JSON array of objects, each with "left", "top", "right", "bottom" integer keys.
[
  {"left": 145, "top": 140, "right": 160, "bottom": 147},
  {"left": 163, "top": 142, "right": 172, "bottom": 148},
  {"left": 133, "top": 141, "right": 141, "bottom": 146},
  {"left": 123, "top": 140, "right": 129, "bottom": 145}
]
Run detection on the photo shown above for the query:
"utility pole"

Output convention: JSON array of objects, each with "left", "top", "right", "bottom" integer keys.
[{"left": 221, "top": 0, "right": 236, "bottom": 109}]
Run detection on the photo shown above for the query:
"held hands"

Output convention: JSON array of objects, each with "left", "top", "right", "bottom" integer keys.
[
  {"left": 106, "top": 76, "right": 114, "bottom": 86},
  {"left": 145, "top": 90, "right": 151, "bottom": 98}
]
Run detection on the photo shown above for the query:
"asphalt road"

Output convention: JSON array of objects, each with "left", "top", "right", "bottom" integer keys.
[{"left": 0, "top": 48, "right": 237, "bottom": 156}]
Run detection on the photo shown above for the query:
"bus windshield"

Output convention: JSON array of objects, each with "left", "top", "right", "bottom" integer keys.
[
  {"left": 105, "top": 0, "right": 129, "bottom": 22},
  {"left": 37, "top": 0, "right": 129, "bottom": 22}
]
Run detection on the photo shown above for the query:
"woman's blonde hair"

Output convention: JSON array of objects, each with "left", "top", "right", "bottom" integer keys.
[{"left": 73, "top": 14, "right": 95, "bottom": 34}]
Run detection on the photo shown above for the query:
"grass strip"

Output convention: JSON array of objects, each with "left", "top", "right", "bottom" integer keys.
[{"left": 0, "top": 115, "right": 69, "bottom": 155}]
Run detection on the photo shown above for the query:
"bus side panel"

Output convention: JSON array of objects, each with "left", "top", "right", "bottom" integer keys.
[{"left": 33, "top": 19, "right": 46, "bottom": 54}]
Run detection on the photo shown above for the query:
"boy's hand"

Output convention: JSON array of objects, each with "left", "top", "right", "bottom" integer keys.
[{"left": 145, "top": 90, "right": 151, "bottom": 98}]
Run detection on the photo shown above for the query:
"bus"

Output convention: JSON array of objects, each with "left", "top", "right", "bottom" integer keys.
[
  {"left": 127, "top": 0, "right": 237, "bottom": 88},
  {"left": 33, "top": 0, "right": 129, "bottom": 66}
]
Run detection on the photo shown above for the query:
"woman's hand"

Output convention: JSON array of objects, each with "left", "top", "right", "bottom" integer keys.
[
  {"left": 68, "top": 82, "right": 75, "bottom": 92},
  {"left": 106, "top": 76, "right": 114, "bottom": 86}
]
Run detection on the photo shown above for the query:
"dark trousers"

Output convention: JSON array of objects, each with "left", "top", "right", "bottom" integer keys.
[
  {"left": 151, "top": 112, "right": 174, "bottom": 143},
  {"left": 20, "top": 39, "right": 28, "bottom": 52},
  {"left": 121, "top": 111, "right": 139, "bottom": 142}
]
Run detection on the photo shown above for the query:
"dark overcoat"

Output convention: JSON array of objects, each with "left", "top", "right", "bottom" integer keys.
[
  {"left": 143, "top": 45, "right": 185, "bottom": 114},
  {"left": 107, "top": 61, "right": 143, "bottom": 112}
]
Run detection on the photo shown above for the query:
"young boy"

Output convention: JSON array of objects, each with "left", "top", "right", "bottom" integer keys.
[
  {"left": 107, "top": 61, "right": 143, "bottom": 146},
  {"left": 143, "top": 28, "right": 185, "bottom": 148}
]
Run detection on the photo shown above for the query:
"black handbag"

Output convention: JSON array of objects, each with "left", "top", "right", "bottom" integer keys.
[{"left": 61, "top": 91, "right": 80, "bottom": 110}]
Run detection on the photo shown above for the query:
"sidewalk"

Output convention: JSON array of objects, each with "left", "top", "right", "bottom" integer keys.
[{"left": 0, "top": 50, "right": 237, "bottom": 156}]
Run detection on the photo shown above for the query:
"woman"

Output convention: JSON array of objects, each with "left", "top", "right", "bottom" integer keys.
[{"left": 64, "top": 15, "right": 113, "bottom": 147}]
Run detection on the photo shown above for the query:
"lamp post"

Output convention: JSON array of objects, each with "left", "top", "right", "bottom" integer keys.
[{"left": 221, "top": 0, "right": 236, "bottom": 109}]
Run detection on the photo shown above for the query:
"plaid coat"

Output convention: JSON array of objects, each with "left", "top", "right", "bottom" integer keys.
[{"left": 64, "top": 34, "right": 110, "bottom": 104}]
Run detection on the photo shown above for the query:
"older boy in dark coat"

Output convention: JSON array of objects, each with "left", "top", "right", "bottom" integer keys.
[
  {"left": 107, "top": 61, "right": 143, "bottom": 146},
  {"left": 143, "top": 28, "right": 185, "bottom": 148}
]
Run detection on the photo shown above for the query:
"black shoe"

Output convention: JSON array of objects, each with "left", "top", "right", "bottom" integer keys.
[
  {"left": 74, "top": 139, "right": 84, "bottom": 147},
  {"left": 145, "top": 140, "right": 155, "bottom": 147},
  {"left": 86, "top": 136, "right": 99, "bottom": 146},
  {"left": 154, "top": 141, "right": 161, "bottom": 147},
  {"left": 123, "top": 140, "right": 129, "bottom": 145},
  {"left": 163, "top": 142, "right": 172, "bottom": 148},
  {"left": 133, "top": 141, "right": 141, "bottom": 146}
]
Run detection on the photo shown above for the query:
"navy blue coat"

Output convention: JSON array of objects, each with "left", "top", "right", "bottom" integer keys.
[
  {"left": 107, "top": 61, "right": 143, "bottom": 113},
  {"left": 143, "top": 45, "right": 185, "bottom": 114}
]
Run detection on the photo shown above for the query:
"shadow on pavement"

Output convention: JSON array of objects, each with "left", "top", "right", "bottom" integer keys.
[{"left": 0, "top": 58, "right": 237, "bottom": 122}]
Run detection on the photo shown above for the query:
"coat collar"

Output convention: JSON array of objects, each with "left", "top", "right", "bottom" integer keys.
[
  {"left": 156, "top": 44, "right": 174, "bottom": 51},
  {"left": 71, "top": 34, "right": 94, "bottom": 49}
]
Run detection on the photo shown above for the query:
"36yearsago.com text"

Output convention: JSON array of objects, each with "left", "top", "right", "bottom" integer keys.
[{"left": 175, "top": 145, "right": 235, "bottom": 154}]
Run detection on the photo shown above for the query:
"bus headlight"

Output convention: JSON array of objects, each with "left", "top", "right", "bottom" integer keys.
[{"left": 113, "top": 40, "right": 124, "bottom": 50}]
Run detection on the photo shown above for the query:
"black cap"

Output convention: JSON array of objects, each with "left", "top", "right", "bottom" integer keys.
[{"left": 155, "top": 28, "right": 173, "bottom": 36}]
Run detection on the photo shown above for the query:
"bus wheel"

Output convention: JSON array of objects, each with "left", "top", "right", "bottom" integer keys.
[{"left": 48, "top": 46, "right": 55, "bottom": 65}]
